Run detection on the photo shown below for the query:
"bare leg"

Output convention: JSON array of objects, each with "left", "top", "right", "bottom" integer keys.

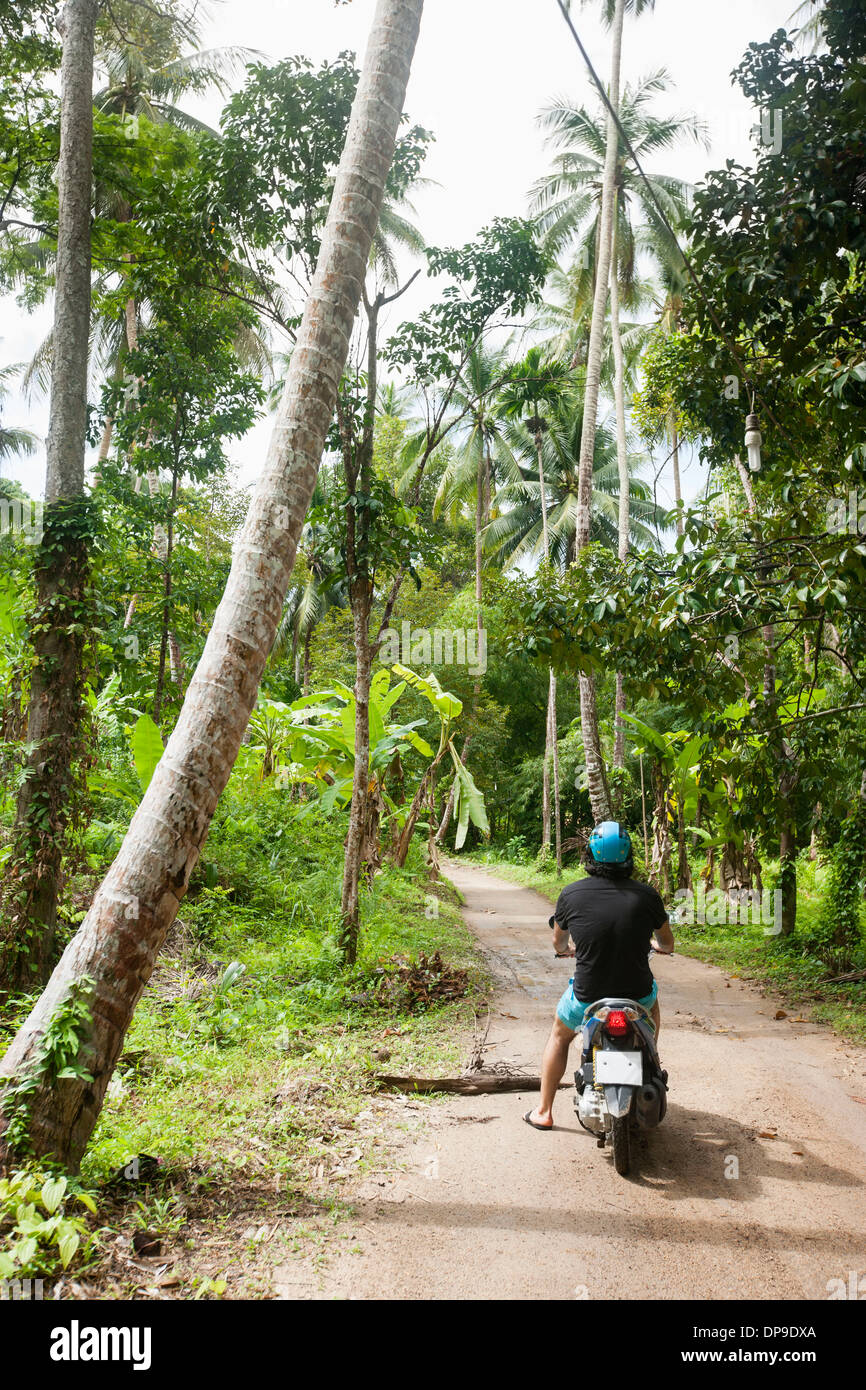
[
  {"left": 527, "top": 1016, "right": 575, "bottom": 1128},
  {"left": 651, "top": 998, "right": 661, "bottom": 1042}
]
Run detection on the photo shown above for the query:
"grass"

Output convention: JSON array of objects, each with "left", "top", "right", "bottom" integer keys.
[{"left": 467, "top": 847, "right": 866, "bottom": 1046}]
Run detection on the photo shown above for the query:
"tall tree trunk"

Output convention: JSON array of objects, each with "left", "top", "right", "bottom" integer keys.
[
  {"left": 735, "top": 454, "right": 798, "bottom": 936},
  {"left": 0, "top": 0, "right": 425, "bottom": 1172},
  {"left": 575, "top": 0, "right": 622, "bottom": 555},
  {"left": 1, "top": 0, "right": 99, "bottom": 991},
  {"left": 579, "top": 673, "right": 612, "bottom": 824},
  {"left": 339, "top": 285, "right": 380, "bottom": 963},
  {"left": 340, "top": 589, "right": 373, "bottom": 962},
  {"left": 153, "top": 471, "right": 178, "bottom": 724},
  {"left": 778, "top": 823, "right": 797, "bottom": 937},
  {"left": 535, "top": 423, "right": 561, "bottom": 856},
  {"left": 671, "top": 415, "right": 683, "bottom": 539},
  {"left": 302, "top": 627, "right": 312, "bottom": 696},
  {"left": 551, "top": 673, "right": 562, "bottom": 872},
  {"left": 123, "top": 300, "right": 179, "bottom": 674},
  {"left": 573, "top": 0, "right": 623, "bottom": 825},
  {"left": 542, "top": 677, "right": 552, "bottom": 850},
  {"left": 610, "top": 210, "right": 629, "bottom": 774}
]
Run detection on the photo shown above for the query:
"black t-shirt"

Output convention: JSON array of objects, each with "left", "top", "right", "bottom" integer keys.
[{"left": 553, "top": 874, "right": 668, "bottom": 1002}]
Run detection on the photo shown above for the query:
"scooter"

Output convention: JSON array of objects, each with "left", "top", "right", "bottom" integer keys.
[{"left": 573, "top": 991, "right": 668, "bottom": 1176}]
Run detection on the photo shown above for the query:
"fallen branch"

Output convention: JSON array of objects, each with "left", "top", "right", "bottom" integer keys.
[
  {"left": 374, "top": 1073, "right": 569, "bottom": 1095},
  {"left": 823, "top": 968, "right": 866, "bottom": 985}
]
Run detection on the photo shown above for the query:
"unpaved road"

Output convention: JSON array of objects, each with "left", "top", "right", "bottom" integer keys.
[{"left": 276, "top": 862, "right": 866, "bottom": 1300}]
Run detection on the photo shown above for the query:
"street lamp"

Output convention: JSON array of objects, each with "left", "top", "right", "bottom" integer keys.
[{"left": 745, "top": 412, "right": 763, "bottom": 473}]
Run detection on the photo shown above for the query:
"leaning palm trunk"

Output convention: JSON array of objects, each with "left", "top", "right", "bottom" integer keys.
[
  {"left": 610, "top": 211, "right": 629, "bottom": 775},
  {"left": 0, "top": 0, "right": 425, "bottom": 1172},
  {"left": 574, "top": 0, "right": 624, "bottom": 823},
  {"left": 2, "top": 0, "right": 99, "bottom": 990}
]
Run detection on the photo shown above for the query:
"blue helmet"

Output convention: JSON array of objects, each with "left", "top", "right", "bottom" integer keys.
[{"left": 589, "top": 820, "right": 632, "bottom": 865}]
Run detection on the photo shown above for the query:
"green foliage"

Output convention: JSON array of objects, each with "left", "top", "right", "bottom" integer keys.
[
  {"left": 129, "top": 714, "right": 164, "bottom": 793},
  {"left": 211, "top": 53, "right": 431, "bottom": 277},
  {"left": 2, "top": 979, "right": 95, "bottom": 1156},
  {"left": 386, "top": 220, "right": 549, "bottom": 384},
  {"left": 0, "top": 1167, "right": 96, "bottom": 1281},
  {"left": 815, "top": 794, "right": 866, "bottom": 962}
]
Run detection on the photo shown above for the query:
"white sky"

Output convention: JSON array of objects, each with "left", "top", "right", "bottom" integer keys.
[{"left": 1, "top": 0, "right": 799, "bottom": 511}]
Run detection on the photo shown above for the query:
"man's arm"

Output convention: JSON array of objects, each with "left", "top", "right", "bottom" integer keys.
[
  {"left": 652, "top": 919, "right": 675, "bottom": 955},
  {"left": 550, "top": 916, "right": 574, "bottom": 957}
]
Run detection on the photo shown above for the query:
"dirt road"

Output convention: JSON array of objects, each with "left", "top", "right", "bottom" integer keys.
[{"left": 276, "top": 862, "right": 866, "bottom": 1301}]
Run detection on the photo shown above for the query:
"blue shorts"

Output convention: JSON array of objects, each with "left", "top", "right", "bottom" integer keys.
[{"left": 556, "top": 979, "right": 658, "bottom": 1033}]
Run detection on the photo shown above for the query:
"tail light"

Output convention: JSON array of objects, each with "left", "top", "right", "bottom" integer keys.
[{"left": 606, "top": 1009, "right": 629, "bottom": 1037}]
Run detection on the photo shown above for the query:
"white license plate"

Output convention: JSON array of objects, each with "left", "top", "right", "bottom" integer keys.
[{"left": 594, "top": 1050, "right": 642, "bottom": 1085}]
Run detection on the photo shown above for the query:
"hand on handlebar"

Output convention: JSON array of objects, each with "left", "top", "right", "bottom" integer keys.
[{"left": 555, "top": 948, "right": 576, "bottom": 958}]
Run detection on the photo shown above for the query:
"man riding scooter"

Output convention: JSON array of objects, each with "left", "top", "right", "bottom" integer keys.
[{"left": 524, "top": 821, "right": 675, "bottom": 1131}]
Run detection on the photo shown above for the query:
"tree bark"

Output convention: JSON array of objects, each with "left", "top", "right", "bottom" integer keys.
[
  {"left": 2, "top": 0, "right": 99, "bottom": 991},
  {"left": 579, "top": 672, "right": 613, "bottom": 824},
  {"left": 536, "top": 425, "right": 555, "bottom": 851},
  {"left": 0, "top": 0, "right": 425, "bottom": 1172},
  {"left": 340, "top": 586, "right": 373, "bottom": 962},
  {"left": 575, "top": 0, "right": 622, "bottom": 555},
  {"left": 339, "top": 286, "right": 380, "bottom": 963},
  {"left": 542, "top": 675, "right": 552, "bottom": 849},
  {"left": 610, "top": 211, "right": 629, "bottom": 774},
  {"left": 551, "top": 672, "right": 562, "bottom": 872},
  {"left": 572, "top": 0, "right": 623, "bottom": 825},
  {"left": 671, "top": 415, "right": 683, "bottom": 539}
]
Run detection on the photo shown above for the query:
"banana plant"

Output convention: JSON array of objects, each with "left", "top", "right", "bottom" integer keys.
[
  {"left": 391, "top": 665, "right": 489, "bottom": 860},
  {"left": 623, "top": 714, "right": 707, "bottom": 894},
  {"left": 245, "top": 664, "right": 488, "bottom": 862},
  {"left": 86, "top": 700, "right": 165, "bottom": 808}
]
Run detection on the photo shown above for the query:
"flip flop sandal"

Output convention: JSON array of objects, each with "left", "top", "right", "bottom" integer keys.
[{"left": 523, "top": 1110, "right": 553, "bottom": 1131}]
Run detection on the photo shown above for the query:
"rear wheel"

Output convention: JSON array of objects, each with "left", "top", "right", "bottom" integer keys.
[{"left": 611, "top": 1115, "right": 631, "bottom": 1175}]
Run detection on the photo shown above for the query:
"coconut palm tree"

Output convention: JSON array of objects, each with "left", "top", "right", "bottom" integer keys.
[
  {"left": 0, "top": 363, "right": 38, "bottom": 464},
  {"left": 498, "top": 348, "right": 575, "bottom": 866},
  {"left": 2, "top": 0, "right": 100, "bottom": 992},
  {"left": 92, "top": 2, "right": 258, "bottom": 134},
  {"left": 533, "top": 70, "right": 704, "bottom": 558},
  {"left": 433, "top": 340, "right": 511, "bottom": 634},
  {"left": 429, "top": 341, "right": 511, "bottom": 843},
  {"left": 485, "top": 400, "right": 667, "bottom": 571},
  {"left": 788, "top": 0, "right": 827, "bottom": 50}
]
